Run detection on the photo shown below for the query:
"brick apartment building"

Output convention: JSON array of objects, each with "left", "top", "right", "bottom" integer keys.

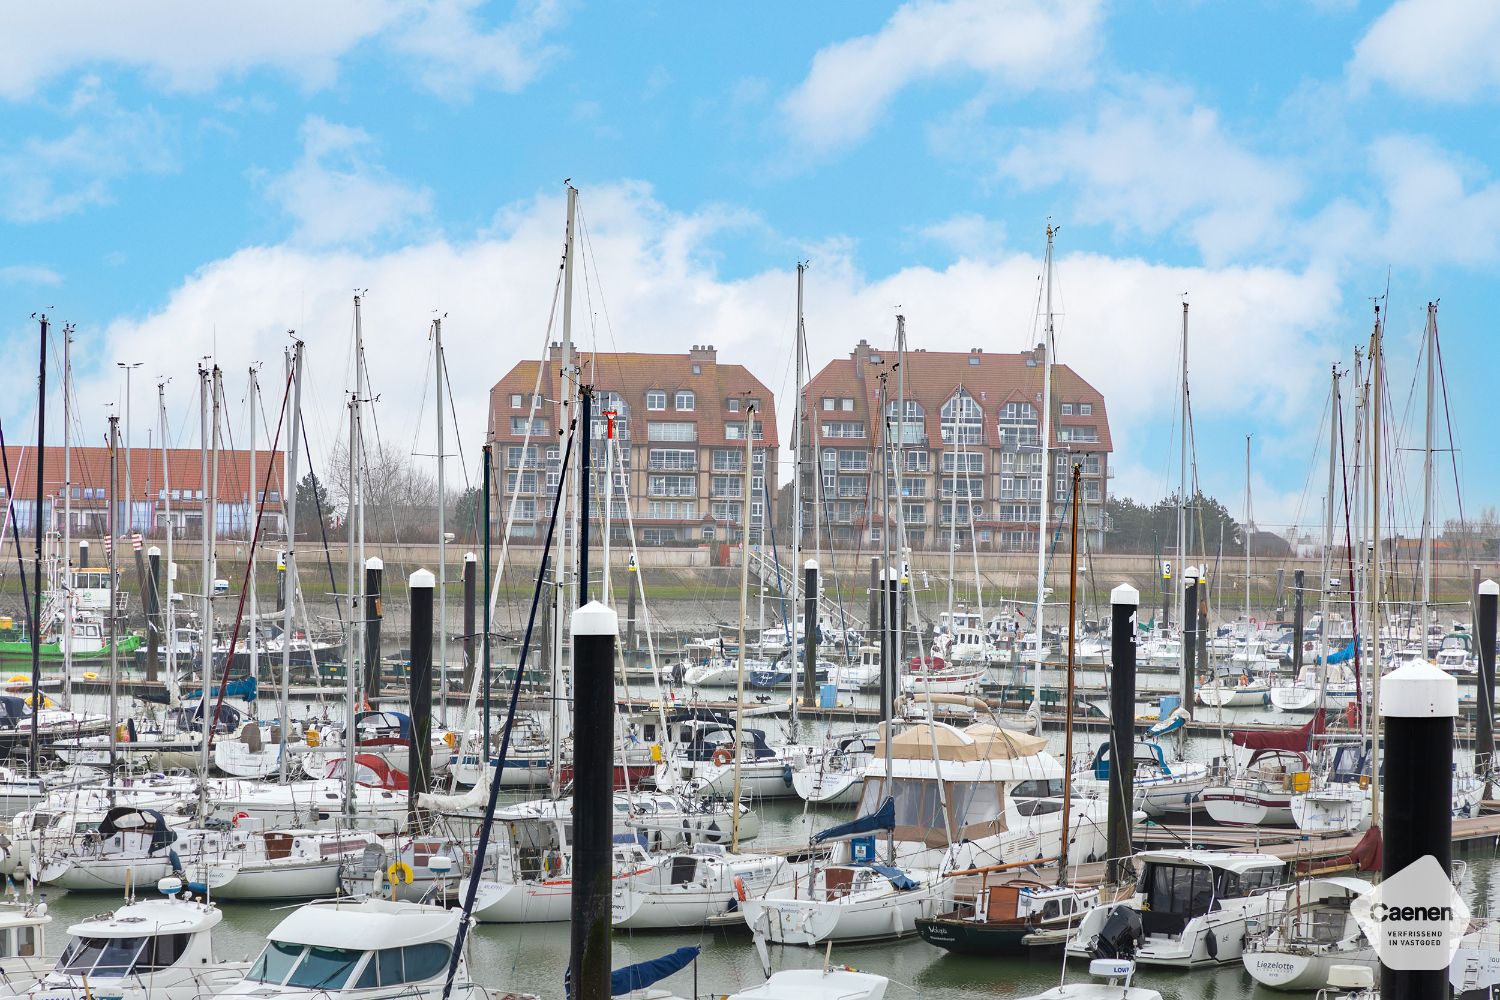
[
  {"left": 798, "top": 341, "right": 1111, "bottom": 551},
  {"left": 1, "top": 446, "right": 287, "bottom": 540},
  {"left": 488, "top": 344, "right": 779, "bottom": 545}
]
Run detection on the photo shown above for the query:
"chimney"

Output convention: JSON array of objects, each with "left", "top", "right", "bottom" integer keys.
[
  {"left": 852, "top": 339, "right": 872, "bottom": 369},
  {"left": 689, "top": 344, "right": 716, "bottom": 365},
  {"left": 547, "top": 341, "right": 563, "bottom": 362}
]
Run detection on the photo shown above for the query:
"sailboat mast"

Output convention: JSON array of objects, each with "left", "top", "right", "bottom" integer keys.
[
  {"left": 1177, "top": 302, "right": 1188, "bottom": 641},
  {"left": 107, "top": 415, "right": 119, "bottom": 785},
  {"left": 894, "top": 314, "right": 906, "bottom": 695},
  {"left": 730, "top": 402, "right": 756, "bottom": 851},
  {"left": 197, "top": 365, "right": 215, "bottom": 780},
  {"left": 1420, "top": 302, "right": 1437, "bottom": 655},
  {"left": 1244, "top": 435, "right": 1251, "bottom": 628},
  {"left": 1059, "top": 461, "right": 1081, "bottom": 884},
  {"left": 248, "top": 367, "right": 259, "bottom": 687},
  {"left": 344, "top": 391, "right": 360, "bottom": 819},
  {"left": 280, "top": 341, "right": 303, "bottom": 783},
  {"left": 1323, "top": 369, "right": 1338, "bottom": 665},
  {"left": 435, "top": 317, "right": 448, "bottom": 724},
  {"left": 1369, "top": 307, "right": 1384, "bottom": 828},
  {"left": 29, "top": 315, "right": 46, "bottom": 775},
  {"left": 792, "top": 263, "right": 804, "bottom": 708},
  {"left": 1032, "top": 226, "right": 1055, "bottom": 709},
  {"left": 61, "top": 325, "right": 73, "bottom": 711},
  {"left": 158, "top": 382, "right": 175, "bottom": 694}
]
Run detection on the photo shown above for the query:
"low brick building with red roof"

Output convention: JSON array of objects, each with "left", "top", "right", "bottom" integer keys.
[
  {"left": 488, "top": 343, "right": 779, "bottom": 545},
  {"left": 0, "top": 446, "right": 286, "bottom": 540},
  {"left": 799, "top": 340, "right": 1111, "bottom": 551}
]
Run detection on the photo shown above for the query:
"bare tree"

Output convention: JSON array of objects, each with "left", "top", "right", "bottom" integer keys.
[{"left": 326, "top": 440, "right": 443, "bottom": 542}]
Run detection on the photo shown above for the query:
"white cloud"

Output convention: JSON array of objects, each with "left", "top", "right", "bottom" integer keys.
[
  {"left": 0, "top": 79, "right": 176, "bottom": 223},
  {"left": 916, "top": 213, "right": 1008, "bottom": 261},
  {"left": 783, "top": 0, "right": 1102, "bottom": 153},
  {"left": 0, "top": 265, "right": 62, "bottom": 286},
  {"left": 79, "top": 183, "right": 1341, "bottom": 528},
  {"left": 1350, "top": 0, "right": 1500, "bottom": 102},
  {"left": 1366, "top": 134, "right": 1500, "bottom": 266},
  {"left": 388, "top": 0, "right": 563, "bottom": 98},
  {"left": 996, "top": 83, "right": 1303, "bottom": 263},
  {"left": 262, "top": 116, "right": 434, "bottom": 247},
  {"left": 0, "top": 0, "right": 562, "bottom": 101}
]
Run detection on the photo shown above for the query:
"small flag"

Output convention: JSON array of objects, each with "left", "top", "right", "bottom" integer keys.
[{"left": 131, "top": 532, "right": 143, "bottom": 551}]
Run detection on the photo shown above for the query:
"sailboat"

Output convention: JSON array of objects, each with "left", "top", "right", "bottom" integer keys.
[{"left": 914, "top": 463, "right": 1105, "bottom": 957}]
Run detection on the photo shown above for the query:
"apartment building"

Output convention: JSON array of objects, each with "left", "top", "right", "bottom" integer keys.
[
  {"left": 798, "top": 341, "right": 1111, "bottom": 551},
  {"left": 488, "top": 344, "right": 779, "bottom": 545}
]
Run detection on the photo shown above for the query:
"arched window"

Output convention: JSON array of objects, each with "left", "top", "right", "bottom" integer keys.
[{"left": 940, "top": 392, "right": 983, "bottom": 445}]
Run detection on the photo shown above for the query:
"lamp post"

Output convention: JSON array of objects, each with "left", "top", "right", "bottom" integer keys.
[{"left": 116, "top": 362, "right": 142, "bottom": 533}]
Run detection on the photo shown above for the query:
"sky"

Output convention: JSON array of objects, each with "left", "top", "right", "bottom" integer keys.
[{"left": 1, "top": 0, "right": 1497, "bottom": 539}]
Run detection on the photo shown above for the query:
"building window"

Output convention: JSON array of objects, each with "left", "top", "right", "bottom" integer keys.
[
  {"left": 510, "top": 417, "right": 546, "bottom": 436},
  {"left": 647, "top": 422, "right": 697, "bottom": 442},
  {"left": 822, "top": 397, "right": 835, "bottom": 411},
  {"left": 646, "top": 390, "right": 666, "bottom": 411},
  {"left": 940, "top": 391, "right": 983, "bottom": 445},
  {"left": 968, "top": 356, "right": 980, "bottom": 366},
  {"left": 726, "top": 421, "right": 765, "bottom": 441},
  {"left": 692, "top": 364, "right": 702, "bottom": 375},
  {"left": 820, "top": 422, "right": 865, "bottom": 439},
  {"left": 905, "top": 451, "right": 929, "bottom": 473},
  {"left": 648, "top": 449, "right": 695, "bottom": 471},
  {"left": 942, "top": 452, "right": 983, "bottom": 474},
  {"left": 674, "top": 390, "right": 695, "bottom": 411},
  {"left": 837, "top": 451, "right": 870, "bottom": 472},
  {"left": 726, "top": 398, "right": 740, "bottom": 412},
  {"left": 1079, "top": 403, "right": 1092, "bottom": 416},
  {"left": 648, "top": 475, "right": 696, "bottom": 498},
  {"left": 510, "top": 393, "right": 523, "bottom": 408},
  {"left": 841, "top": 398, "right": 854, "bottom": 411}
]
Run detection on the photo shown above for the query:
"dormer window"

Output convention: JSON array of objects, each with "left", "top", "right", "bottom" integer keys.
[
  {"left": 646, "top": 391, "right": 666, "bottom": 411},
  {"left": 675, "top": 390, "right": 696, "bottom": 411}
]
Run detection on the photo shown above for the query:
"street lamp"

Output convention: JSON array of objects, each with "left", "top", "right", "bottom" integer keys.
[{"left": 116, "top": 362, "right": 141, "bottom": 534}]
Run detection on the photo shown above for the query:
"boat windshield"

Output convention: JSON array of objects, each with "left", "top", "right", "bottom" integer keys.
[
  {"left": 57, "top": 935, "right": 148, "bottom": 978},
  {"left": 246, "top": 940, "right": 304, "bottom": 983},
  {"left": 247, "top": 941, "right": 368, "bottom": 989}
]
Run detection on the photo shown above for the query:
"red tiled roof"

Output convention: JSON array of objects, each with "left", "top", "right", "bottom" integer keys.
[
  {"left": 0, "top": 447, "right": 285, "bottom": 501},
  {"left": 488, "top": 345, "right": 780, "bottom": 448},
  {"left": 804, "top": 342, "right": 1111, "bottom": 452}
]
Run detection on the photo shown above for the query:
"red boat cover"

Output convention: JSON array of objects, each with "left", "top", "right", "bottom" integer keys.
[{"left": 1231, "top": 709, "right": 1325, "bottom": 752}]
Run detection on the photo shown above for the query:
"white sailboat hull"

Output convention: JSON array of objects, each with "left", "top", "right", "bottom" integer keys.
[{"left": 1244, "top": 946, "right": 1376, "bottom": 991}]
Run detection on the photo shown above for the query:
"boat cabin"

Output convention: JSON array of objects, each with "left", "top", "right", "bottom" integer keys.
[
  {"left": 1134, "top": 851, "right": 1286, "bottom": 938},
  {"left": 52, "top": 895, "right": 219, "bottom": 982},
  {"left": 679, "top": 722, "right": 776, "bottom": 763},
  {"left": 231, "top": 898, "right": 461, "bottom": 997}
]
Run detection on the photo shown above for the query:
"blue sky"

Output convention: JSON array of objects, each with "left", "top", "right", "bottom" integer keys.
[{"left": 1, "top": 0, "right": 1498, "bottom": 537}]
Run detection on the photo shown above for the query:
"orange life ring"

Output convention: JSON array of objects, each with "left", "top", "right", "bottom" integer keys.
[
  {"left": 734, "top": 875, "right": 748, "bottom": 902},
  {"left": 231, "top": 811, "right": 251, "bottom": 827},
  {"left": 712, "top": 748, "right": 734, "bottom": 767}
]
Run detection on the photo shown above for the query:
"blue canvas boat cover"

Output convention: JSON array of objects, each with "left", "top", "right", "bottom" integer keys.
[
  {"left": 866, "top": 864, "right": 920, "bottom": 891},
  {"left": 609, "top": 946, "right": 700, "bottom": 995},
  {"left": 813, "top": 797, "right": 894, "bottom": 843}
]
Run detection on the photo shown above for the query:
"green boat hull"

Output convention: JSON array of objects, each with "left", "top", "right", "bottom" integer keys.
[{"left": 0, "top": 635, "right": 142, "bottom": 666}]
